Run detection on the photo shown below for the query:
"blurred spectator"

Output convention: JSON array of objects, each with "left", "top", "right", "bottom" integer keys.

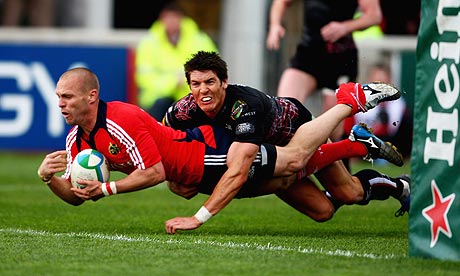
[
  {"left": 348, "top": 63, "right": 412, "bottom": 157},
  {"left": 266, "top": 0, "right": 382, "bottom": 142},
  {"left": 54, "top": 0, "right": 85, "bottom": 27},
  {"left": 352, "top": 10, "right": 383, "bottom": 41},
  {"left": 135, "top": 0, "right": 218, "bottom": 120},
  {"left": 1, "top": 0, "right": 55, "bottom": 26}
]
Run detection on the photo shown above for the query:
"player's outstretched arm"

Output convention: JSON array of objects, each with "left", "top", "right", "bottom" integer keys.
[{"left": 165, "top": 142, "right": 258, "bottom": 234}]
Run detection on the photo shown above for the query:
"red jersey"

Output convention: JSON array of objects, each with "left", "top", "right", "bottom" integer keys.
[{"left": 63, "top": 101, "right": 206, "bottom": 185}]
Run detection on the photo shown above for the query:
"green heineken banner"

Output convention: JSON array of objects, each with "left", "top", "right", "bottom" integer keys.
[{"left": 409, "top": 0, "right": 460, "bottom": 260}]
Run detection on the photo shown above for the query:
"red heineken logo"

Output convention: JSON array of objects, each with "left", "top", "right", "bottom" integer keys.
[{"left": 422, "top": 180, "right": 456, "bottom": 248}]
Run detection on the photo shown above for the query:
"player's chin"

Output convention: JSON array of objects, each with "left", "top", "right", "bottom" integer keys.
[
  {"left": 198, "top": 104, "right": 217, "bottom": 116},
  {"left": 198, "top": 100, "right": 213, "bottom": 109},
  {"left": 63, "top": 117, "right": 74, "bottom": 125}
]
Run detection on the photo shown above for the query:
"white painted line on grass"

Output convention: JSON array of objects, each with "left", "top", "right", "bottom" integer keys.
[{"left": 0, "top": 228, "right": 401, "bottom": 259}]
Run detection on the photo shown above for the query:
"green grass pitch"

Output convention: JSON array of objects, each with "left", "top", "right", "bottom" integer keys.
[{"left": 1, "top": 152, "right": 459, "bottom": 275}]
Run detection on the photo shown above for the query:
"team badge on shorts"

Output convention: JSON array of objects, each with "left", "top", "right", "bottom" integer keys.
[{"left": 108, "top": 143, "right": 120, "bottom": 155}]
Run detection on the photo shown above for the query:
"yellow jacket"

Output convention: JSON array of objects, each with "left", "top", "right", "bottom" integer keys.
[{"left": 135, "top": 17, "right": 217, "bottom": 109}]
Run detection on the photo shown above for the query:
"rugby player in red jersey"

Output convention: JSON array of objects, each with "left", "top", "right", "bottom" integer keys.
[{"left": 37, "top": 67, "right": 409, "bottom": 233}]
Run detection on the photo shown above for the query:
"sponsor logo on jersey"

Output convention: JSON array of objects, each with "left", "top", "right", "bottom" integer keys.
[
  {"left": 241, "top": 111, "right": 256, "bottom": 117},
  {"left": 108, "top": 143, "right": 120, "bottom": 155},
  {"left": 236, "top": 122, "right": 255, "bottom": 135},
  {"left": 231, "top": 100, "right": 247, "bottom": 120}
]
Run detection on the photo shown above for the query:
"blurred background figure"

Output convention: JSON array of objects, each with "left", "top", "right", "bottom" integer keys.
[
  {"left": 347, "top": 62, "right": 412, "bottom": 159},
  {"left": 1, "top": 0, "right": 55, "bottom": 26},
  {"left": 135, "top": 0, "right": 218, "bottom": 120},
  {"left": 266, "top": 0, "right": 382, "bottom": 142}
]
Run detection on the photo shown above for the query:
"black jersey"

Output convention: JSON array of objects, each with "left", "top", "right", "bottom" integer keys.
[
  {"left": 290, "top": 0, "right": 359, "bottom": 89},
  {"left": 164, "top": 84, "right": 313, "bottom": 146},
  {"left": 302, "top": 0, "right": 358, "bottom": 45}
]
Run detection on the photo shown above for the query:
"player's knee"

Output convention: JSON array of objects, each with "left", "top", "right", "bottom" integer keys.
[
  {"left": 310, "top": 206, "right": 334, "bottom": 222},
  {"left": 286, "top": 158, "right": 309, "bottom": 174},
  {"left": 308, "top": 199, "right": 335, "bottom": 222}
]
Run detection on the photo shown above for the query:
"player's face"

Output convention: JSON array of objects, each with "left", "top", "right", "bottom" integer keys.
[
  {"left": 56, "top": 77, "right": 93, "bottom": 128},
  {"left": 189, "top": 70, "right": 228, "bottom": 119}
]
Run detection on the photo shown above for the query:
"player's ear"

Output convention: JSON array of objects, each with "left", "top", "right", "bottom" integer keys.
[
  {"left": 222, "top": 79, "right": 228, "bottom": 89},
  {"left": 88, "top": 89, "right": 98, "bottom": 103}
]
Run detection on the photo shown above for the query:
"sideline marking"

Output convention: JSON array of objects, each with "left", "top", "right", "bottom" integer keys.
[{"left": 0, "top": 228, "right": 400, "bottom": 259}]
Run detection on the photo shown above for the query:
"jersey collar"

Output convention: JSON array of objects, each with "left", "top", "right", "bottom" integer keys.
[{"left": 76, "top": 100, "right": 108, "bottom": 151}]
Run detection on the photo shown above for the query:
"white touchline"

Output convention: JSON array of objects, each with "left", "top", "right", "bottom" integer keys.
[{"left": 0, "top": 228, "right": 400, "bottom": 259}]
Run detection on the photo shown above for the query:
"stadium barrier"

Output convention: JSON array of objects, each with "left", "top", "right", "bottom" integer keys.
[
  {"left": 0, "top": 28, "right": 416, "bottom": 151},
  {"left": 0, "top": 28, "right": 142, "bottom": 151}
]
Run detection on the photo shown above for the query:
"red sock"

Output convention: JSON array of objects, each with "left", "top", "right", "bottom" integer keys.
[
  {"left": 297, "top": 140, "right": 368, "bottom": 179},
  {"left": 335, "top": 82, "right": 365, "bottom": 115}
]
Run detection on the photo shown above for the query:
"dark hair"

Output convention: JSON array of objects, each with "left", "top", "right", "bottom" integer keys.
[
  {"left": 161, "top": 0, "right": 183, "bottom": 14},
  {"left": 184, "top": 51, "right": 228, "bottom": 85}
]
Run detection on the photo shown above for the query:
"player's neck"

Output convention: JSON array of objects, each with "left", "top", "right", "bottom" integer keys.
[{"left": 80, "top": 111, "right": 98, "bottom": 135}]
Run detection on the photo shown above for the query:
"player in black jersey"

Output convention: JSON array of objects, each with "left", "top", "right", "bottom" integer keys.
[{"left": 163, "top": 51, "right": 410, "bottom": 233}]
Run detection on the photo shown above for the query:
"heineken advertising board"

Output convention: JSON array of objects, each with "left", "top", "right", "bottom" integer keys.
[{"left": 409, "top": 0, "right": 460, "bottom": 260}]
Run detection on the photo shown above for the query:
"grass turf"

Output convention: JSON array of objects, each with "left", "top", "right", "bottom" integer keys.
[{"left": 1, "top": 152, "right": 459, "bottom": 275}]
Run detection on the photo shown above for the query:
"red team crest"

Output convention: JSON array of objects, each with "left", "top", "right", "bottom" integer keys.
[{"left": 109, "top": 143, "right": 120, "bottom": 155}]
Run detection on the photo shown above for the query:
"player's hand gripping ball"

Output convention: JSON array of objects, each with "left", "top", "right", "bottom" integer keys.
[{"left": 70, "top": 149, "right": 110, "bottom": 188}]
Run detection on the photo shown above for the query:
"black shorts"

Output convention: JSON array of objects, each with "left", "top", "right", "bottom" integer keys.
[
  {"left": 289, "top": 44, "right": 358, "bottom": 90},
  {"left": 198, "top": 143, "right": 277, "bottom": 198},
  {"left": 268, "top": 97, "right": 313, "bottom": 146},
  {"left": 283, "top": 97, "right": 313, "bottom": 126}
]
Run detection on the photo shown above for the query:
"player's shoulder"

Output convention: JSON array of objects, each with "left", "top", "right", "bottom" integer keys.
[
  {"left": 228, "top": 84, "right": 272, "bottom": 99},
  {"left": 176, "top": 93, "right": 196, "bottom": 105},
  {"left": 107, "top": 101, "right": 143, "bottom": 114},
  {"left": 164, "top": 94, "right": 204, "bottom": 129},
  {"left": 168, "top": 94, "right": 198, "bottom": 117},
  {"left": 227, "top": 84, "right": 273, "bottom": 109},
  {"left": 106, "top": 101, "right": 152, "bottom": 124}
]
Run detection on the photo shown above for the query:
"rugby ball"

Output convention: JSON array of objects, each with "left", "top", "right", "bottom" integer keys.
[{"left": 70, "top": 149, "right": 110, "bottom": 188}]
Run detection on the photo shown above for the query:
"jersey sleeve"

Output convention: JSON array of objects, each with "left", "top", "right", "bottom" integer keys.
[{"left": 164, "top": 94, "right": 201, "bottom": 130}]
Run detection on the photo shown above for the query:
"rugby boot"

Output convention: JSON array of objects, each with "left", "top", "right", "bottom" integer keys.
[
  {"left": 336, "top": 81, "right": 401, "bottom": 115},
  {"left": 349, "top": 123, "right": 404, "bottom": 167}
]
